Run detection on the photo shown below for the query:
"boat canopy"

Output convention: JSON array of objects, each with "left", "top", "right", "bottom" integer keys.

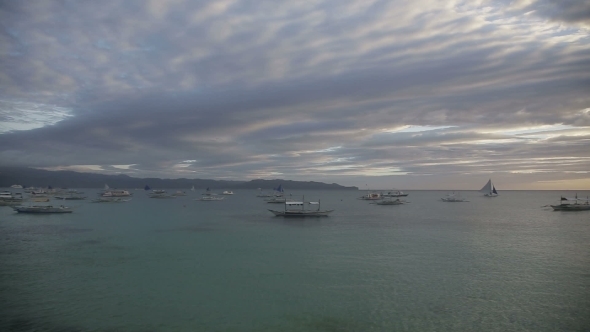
[
  {"left": 286, "top": 201, "right": 303, "bottom": 205},
  {"left": 561, "top": 196, "right": 588, "bottom": 201}
]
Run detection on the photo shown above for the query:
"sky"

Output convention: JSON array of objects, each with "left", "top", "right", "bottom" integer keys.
[{"left": 1, "top": 0, "right": 589, "bottom": 190}]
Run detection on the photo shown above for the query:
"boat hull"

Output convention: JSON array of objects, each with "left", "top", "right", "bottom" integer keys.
[
  {"left": 91, "top": 198, "right": 132, "bottom": 203},
  {"left": 148, "top": 195, "right": 175, "bottom": 199},
  {"left": 551, "top": 204, "right": 590, "bottom": 211},
  {"left": 0, "top": 200, "right": 22, "bottom": 206},
  {"left": 265, "top": 199, "right": 286, "bottom": 203},
  {"left": 196, "top": 197, "right": 224, "bottom": 201},
  {"left": 268, "top": 209, "right": 334, "bottom": 217},
  {"left": 13, "top": 206, "right": 73, "bottom": 214}
]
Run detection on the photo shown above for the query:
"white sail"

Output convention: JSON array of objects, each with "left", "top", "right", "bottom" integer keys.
[
  {"left": 480, "top": 179, "right": 498, "bottom": 196},
  {"left": 104, "top": 184, "right": 110, "bottom": 190},
  {"left": 479, "top": 179, "right": 492, "bottom": 193}
]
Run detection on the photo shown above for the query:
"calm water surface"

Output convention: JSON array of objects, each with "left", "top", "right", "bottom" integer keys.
[{"left": 1, "top": 190, "right": 589, "bottom": 331}]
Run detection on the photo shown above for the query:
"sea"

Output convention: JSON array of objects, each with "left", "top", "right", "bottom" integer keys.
[{"left": 1, "top": 189, "right": 589, "bottom": 332}]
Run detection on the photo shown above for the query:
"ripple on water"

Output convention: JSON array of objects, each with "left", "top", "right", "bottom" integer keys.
[
  {"left": 154, "top": 225, "right": 215, "bottom": 233},
  {"left": 0, "top": 316, "right": 83, "bottom": 332},
  {"left": 1, "top": 224, "right": 92, "bottom": 235}
]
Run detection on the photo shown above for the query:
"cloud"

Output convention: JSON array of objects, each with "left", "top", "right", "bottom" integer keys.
[
  {"left": 0, "top": 0, "right": 589, "bottom": 189},
  {"left": 502, "top": 0, "right": 590, "bottom": 28},
  {"left": 0, "top": 100, "right": 73, "bottom": 133}
]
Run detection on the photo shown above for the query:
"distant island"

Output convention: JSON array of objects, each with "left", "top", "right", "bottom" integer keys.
[{"left": 0, "top": 167, "right": 359, "bottom": 190}]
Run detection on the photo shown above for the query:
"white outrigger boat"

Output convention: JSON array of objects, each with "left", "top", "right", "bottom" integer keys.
[
  {"left": 268, "top": 196, "right": 333, "bottom": 217},
  {"left": 551, "top": 195, "right": 590, "bottom": 211},
  {"left": 372, "top": 197, "right": 405, "bottom": 205},
  {"left": 101, "top": 190, "right": 132, "bottom": 197},
  {"left": 441, "top": 192, "right": 469, "bottom": 202},
  {"left": 13, "top": 205, "right": 73, "bottom": 214},
  {"left": 196, "top": 187, "right": 224, "bottom": 200},
  {"left": 196, "top": 195, "right": 225, "bottom": 201},
  {"left": 148, "top": 190, "right": 175, "bottom": 199},
  {"left": 382, "top": 190, "right": 409, "bottom": 197},
  {"left": 358, "top": 192, "right": 382, "bottom": 200},
  {"left": 91, "top": 197, "right": 132, "bottom": 203},
  {"left": 54, "top": 193, "right": 87, "bottom": 200},
  {"left": 0, "top": 191, "right": 25, "bottom": 205}
]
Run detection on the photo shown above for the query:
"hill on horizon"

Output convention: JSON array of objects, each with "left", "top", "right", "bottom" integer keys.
[{"left": 0, "top": 167, "right": 359, "bottom": 190}]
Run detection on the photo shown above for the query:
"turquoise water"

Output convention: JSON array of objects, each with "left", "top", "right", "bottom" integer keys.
[{"left": 1, "top": 190, "right": 589, "bottom": 331}]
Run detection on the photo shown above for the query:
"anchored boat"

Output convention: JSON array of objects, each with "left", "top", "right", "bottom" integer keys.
[
  {"left": 551, "top": 195, "right": 590, "bottom": 211},
  {"left": 372, "top": 197, "right": 405, "bottom": 205},
  {"left": 441, "top": 192, "right": 469, "bottom": 202},
  {"left": 268, "top": 196, "right": 333, "bottom": 217},
  {"left": 382, "top": 190, "right": 409, "bottom": 197},
  {"left": 13, "top": 205, "right": 73, "bottom": 214},
  {"left": 358, "top": 192, "right": 382, "bottom": 200},
  {"left": 0, "top": 191, "right": 24, "bottom": 205},
  {"left": 91, "top": 197, "right": 132, "bottom": 203}
]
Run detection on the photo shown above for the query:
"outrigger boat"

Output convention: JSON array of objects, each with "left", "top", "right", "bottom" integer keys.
[
  {"left": 551, "top": 195, "right": 590, "bottom": 211},
  {"left": 148, "top": 190, "right": 175, "bottom": 199},
  {"left": 54, "top": 193, "right": 87, "bottom": 200},
  {"left": 256, "top": 188, "right": 273, "bottom": 197},
  {"left": 372, "top": 197, "right": 405, "bottom": 205},
  {"left": 13, "top": 205, "right": 73, "bottom": 214},
  {"left": 0, "top": 191, "right": 24, "bottom": 205},
  {"left": 101, "top": 190, "right": 132, "bottom": 197},
  {"left": 91, "top": 197, "right": 132, "bottom": 203},
  {"left": 358, "top": 192, "right": 382, "bottom": 200},
  {"left": 268, "top": 196, "right": 333, "bottom": 217},
  {"left": 196, "top": 195, "right": 224, "bottom": 201},
  {"left": 441, "top": 192, "right": 469, "bottom": 202},
  {"left": 382, "top": 190, "right": 409, "bottom": 197}
]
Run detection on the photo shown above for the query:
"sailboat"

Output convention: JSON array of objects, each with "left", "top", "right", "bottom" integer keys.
[
  {"left": 191, "top": 186, "right": 195, "bottom": 191},
  {"left": 480, "top": 179, "right": 498, "bottom": 197},
  {"left": 273, "top": 184, "right": 284, "bottom": 197}
]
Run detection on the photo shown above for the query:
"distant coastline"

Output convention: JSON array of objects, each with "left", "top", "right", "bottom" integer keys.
[{"left": 0, "top": 167, "right": 359, "bottom": 190}]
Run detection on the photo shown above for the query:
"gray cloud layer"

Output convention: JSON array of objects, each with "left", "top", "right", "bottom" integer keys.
[{"left": 1, "top": 0, "right": 589, "bottom": 189}]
